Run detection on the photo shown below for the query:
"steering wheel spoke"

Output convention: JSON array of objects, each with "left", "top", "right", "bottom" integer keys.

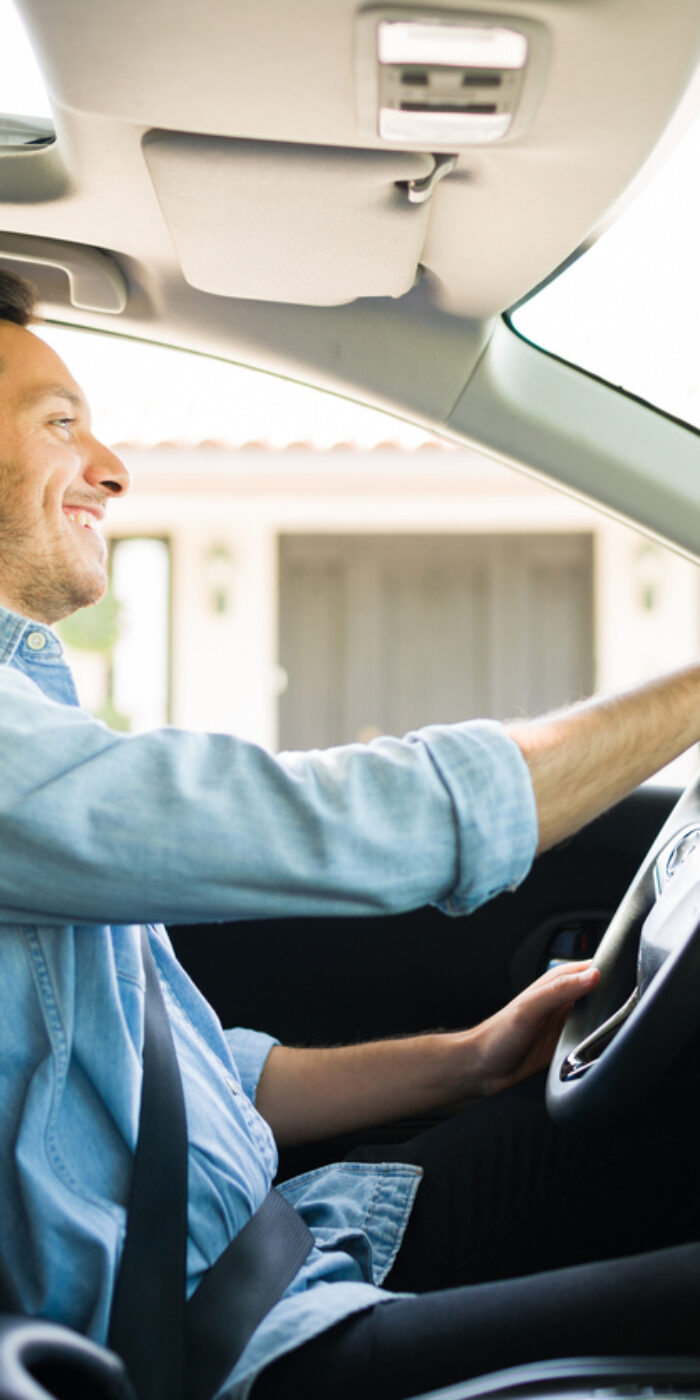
[
  {"left": 559, "top": 987, "right": 640, "bottom": 1082},
  {"left": 547, "top": 770, "right": 700, "bottom": 1127}
]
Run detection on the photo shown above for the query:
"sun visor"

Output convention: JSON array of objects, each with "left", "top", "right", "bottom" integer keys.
[{"left": 143, "top": 132, "right": 437, "bottom": 305}]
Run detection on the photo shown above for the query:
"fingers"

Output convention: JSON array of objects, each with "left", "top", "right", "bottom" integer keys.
[
  {"left": 525, "top": 961, "right": 599, "bottom": 1009},
  {"left": 537, "top": 959, "right": 596, "bottom": 982}
]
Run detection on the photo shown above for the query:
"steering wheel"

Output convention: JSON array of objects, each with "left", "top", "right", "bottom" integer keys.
[{"left": 546, "top": 771, "right": 700, "bottom": 1129}]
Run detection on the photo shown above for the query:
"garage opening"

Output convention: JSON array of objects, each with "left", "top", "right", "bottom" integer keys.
[{"left": 278, "top": 533, "right": 593, "bottom": 751}]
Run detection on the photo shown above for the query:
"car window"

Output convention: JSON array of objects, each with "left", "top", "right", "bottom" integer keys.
[
  {"left": 511, "top": 113, "right": 700, "bottom": 432},
  {"left": 38, "top": 325, "right": 436, "bottom": 449},
  {"left": 35, "top": 324, "right": 700, "bottom": 789}
]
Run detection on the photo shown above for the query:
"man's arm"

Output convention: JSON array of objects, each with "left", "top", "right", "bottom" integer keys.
[
  {"left": 256, "top": 667, "right": 700, "bottom": 1146},
  {"left": 256, "top": 961, "right": 598, "bottom": 1145},
  {"left": 1, "top": 662, "right": 700, "bottom": 926},
  {"left": 509, "top": 664, "right": 700, "bottom": 853}
]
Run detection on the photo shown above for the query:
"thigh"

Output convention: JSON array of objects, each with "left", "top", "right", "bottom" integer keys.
[
  {"left": 347, "top": 1073, "right": 700, "bottom": 1291},
  {"left": 252, "top": 1238, "right": 700, "bottom": 1400}
]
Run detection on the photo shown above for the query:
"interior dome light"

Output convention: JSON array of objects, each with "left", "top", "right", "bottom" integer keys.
[{"left": 377, "top": 20, "right": 528, "bottom": 69}]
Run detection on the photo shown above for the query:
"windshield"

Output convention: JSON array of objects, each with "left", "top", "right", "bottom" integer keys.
[{"left": 511, "top": 112, "right": 700, "bottom": 432}]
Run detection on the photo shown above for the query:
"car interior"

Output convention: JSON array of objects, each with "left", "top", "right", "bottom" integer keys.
[{"left": 1, "top": 0, "right": 700, "bottom": 1397}]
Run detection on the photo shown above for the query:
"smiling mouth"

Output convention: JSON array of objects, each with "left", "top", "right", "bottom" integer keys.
[{"left": 63, "top": 507, "right": 101, "bottom": 531}]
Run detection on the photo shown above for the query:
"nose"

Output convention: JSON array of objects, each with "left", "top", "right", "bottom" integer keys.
[{"left": 83, "top": 437, "right": 131, "bottom": 497}]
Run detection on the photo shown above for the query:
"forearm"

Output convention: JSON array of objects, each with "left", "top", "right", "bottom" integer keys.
[
  {"left": 255, "top": 1034, "right": 477, "bottom": 1146},
  {"left": 509, "top": 664, "right": 700, "bottom": 854},
  {"left": 255, "top": 961, "right": 596, "bottom": 1145}
]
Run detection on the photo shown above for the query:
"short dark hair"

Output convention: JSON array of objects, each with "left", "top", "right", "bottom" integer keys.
[{"left": 0, "top": 269, "right": 38, "bottom": 327}]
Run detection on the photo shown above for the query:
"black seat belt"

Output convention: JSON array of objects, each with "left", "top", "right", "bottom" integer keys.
[
  {"left": 109, "top": 929, "right": 313, "bottom": 1400},
  {"left": 0, "top": 1258, "right": 21, "bottom": 1315},
  {"left": 185, "top": 1189, "right": 314, "bottom": 1400},
  {"left": 108, "top": 930, "right": 188, "bottom": 1400}
]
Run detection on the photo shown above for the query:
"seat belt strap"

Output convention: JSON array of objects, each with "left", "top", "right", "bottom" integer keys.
[
  {"left": 0, "top": 1258, "right": 21, "bottom": 1314},
  {"left": 108, "top": 929, "right": 188, "bottom": 1400},
  {"left": 109, "top": 929, "right": 313, "bottom": 1400},
  {"left": 185, "top": 1189, "right": 313, "bottom": 1400}
]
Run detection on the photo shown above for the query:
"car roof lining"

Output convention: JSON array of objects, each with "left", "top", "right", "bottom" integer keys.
[{"left": 7, "top": 0, "right": 700, "bottom": 319}]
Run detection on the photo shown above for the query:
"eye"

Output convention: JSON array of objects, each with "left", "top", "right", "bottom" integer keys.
[{"left": 51, "top": 416, "right": 76, "bottom": 437}]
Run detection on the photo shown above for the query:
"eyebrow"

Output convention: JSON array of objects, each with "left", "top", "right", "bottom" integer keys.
[{"left": 18, "top": 384, "right": 86, "bottom": 412}]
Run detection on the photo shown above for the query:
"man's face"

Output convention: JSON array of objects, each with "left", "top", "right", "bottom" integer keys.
[{"left": 0, "top": 321, "right": 129, "bottom": 624}]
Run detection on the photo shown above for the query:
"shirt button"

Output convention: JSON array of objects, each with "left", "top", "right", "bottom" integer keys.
[
  {"left": 26, "top": 631, "right": 47, "bottom": 651},
  {"left": 226, "top": 1075, "right": 239, "bottom": 1096}
]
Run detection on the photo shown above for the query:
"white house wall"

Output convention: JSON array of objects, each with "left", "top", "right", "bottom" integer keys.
[{"left": 88, "top": 446, "right": 700, "bottom": 780}]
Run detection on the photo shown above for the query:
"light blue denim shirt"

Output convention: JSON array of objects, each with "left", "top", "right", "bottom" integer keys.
[{"left": 0, "top": 604, "right": 538, "bottom": 1398}]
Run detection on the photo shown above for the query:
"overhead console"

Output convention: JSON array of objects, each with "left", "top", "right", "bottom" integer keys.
[
  {"left": 356, "top": 8, "right": 549, "bottom": 148},
  {"left": 142, "top": 11, "right": 549, "bottom": 306},
  {"left": 8, "top": 0, "right": 700, "bottom": 321}
]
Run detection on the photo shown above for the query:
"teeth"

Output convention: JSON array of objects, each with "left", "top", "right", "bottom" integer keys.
[{"left": 66, "top": 509, "right": 96, "bottom": 529}]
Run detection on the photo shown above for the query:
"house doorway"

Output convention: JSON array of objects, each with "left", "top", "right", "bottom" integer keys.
[{"left": 278, "top": 533, "right": 593, "bottom": 750}]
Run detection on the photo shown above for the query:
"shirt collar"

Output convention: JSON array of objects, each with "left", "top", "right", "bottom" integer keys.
[{"left": 0, "top": 605, "right": 64, "bottom": 665}]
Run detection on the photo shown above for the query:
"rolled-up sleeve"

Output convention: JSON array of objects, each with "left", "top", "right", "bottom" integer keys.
[
  {"left": 223, "top": 1027, "right": 280, "bottom": 1103},
  {"left": 411, "top": 721, "right": 538, "bottom": 915}
]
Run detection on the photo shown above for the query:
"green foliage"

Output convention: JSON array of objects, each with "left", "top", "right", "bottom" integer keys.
[
  {"left": 56, "top": 588, "right": 122, "bottom": 653},
  {"left": 95, "top": 697, "right": 131, "bottom": 732}
]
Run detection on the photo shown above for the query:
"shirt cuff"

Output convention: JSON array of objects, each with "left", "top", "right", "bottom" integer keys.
[
  {"left": 223, "top": 1026, "right": 280, "bottom": 1102},
  {"left": 411, "top": 720, "right": 538, "bottom": 916}
]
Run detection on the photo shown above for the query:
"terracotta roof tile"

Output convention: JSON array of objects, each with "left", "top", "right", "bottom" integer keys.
[{"left": 111, "top": 436, "right": 454, "bottom": 453}]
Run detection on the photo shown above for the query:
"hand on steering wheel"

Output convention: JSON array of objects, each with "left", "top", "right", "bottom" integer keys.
[{"left": 547, "top": 773, "right": 700, "bottom": 1128}]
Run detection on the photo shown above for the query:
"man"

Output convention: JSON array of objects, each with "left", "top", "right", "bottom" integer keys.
[{"left": 1, "top": 266, "right": 700, "bottom": 1400}]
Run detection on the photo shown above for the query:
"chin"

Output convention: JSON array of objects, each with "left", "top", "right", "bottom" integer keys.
[
  {"left": 37, "top": 564, "right": 110, "bottom": 625},
  {"left": 77, "top": 571, "right": 109, "bottom": 610}
]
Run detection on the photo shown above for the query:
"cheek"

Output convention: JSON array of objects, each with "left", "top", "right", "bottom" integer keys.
[{"left": 42, "top": 449, "right": 83, "bottom": 503}]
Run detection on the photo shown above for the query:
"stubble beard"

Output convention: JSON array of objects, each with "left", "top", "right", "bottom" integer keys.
[
  {"left": 14, "top": 543, "right": 107, "bottom": 623},
  {"left": 0, "top": 504, "right": 108, "bottom": 625}
]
